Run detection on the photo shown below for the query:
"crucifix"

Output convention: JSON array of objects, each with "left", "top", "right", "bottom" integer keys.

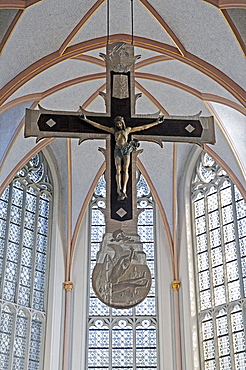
[{"left": 25, "top": 42, "right": 215, "bottom": 308}]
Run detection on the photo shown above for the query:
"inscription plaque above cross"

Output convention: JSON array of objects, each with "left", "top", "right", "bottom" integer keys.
[{"left": 25, "top": 42, "right": 215, "bottom": 308}]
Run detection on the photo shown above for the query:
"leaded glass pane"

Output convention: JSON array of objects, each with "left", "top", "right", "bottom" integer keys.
[
  {"left": 235, "top": 352, "right": 246, "bottom": 369},
  {"left": 195, "top": 216, "right": 206, "bottom": 235},
  {"left": 213, "top": 285, "right": 226, "bottom": 305},
  {"left": 26, "top": 193, "right": 36, "bottom": 212},
  {"left": 216, "top": 314, "right": 228, "bottom": 336},
  {"left": 10, "top": 205, "right": 22, "bottom": 225},
  {"left": 12, "top": 186, "right": 23, "bottom": 207},
  {"left": 211, "top": 247, "right": 223, "bottom": 267},
  {"left": 136, "top": 348, "right": 157, "bottom": 366},
  {"left": 225, "top": 241, "right": 237, "bottom": 262},
  {"left": 191, "top": 151, "right": 246, "bottom": 369},
  {"left": 142, "top": 243, "right": 155, "bottom": 259},
  {"left": 220, "top": 186, "right": 232, "bottom": 207},
  {"left": 219, "top": 356, "right": 232, "bottom": 369},
  {"left": 228, "top": 280, "right": 241, "bottom": 302},
  {"left": 13, "top": 310, "right": 28, "bottom": 370},
  {"left": 87, "top": 173, "right": 157, "bottom": 369},
  {"left": 201, "top": 319, "right": 214, "bottom": 341},
  {"left": 207, "top": 192, "right": 218, "bottom": 212},
  {"left": 209, "top": 228, "right": 221, "bottom": 247},
  {"left": 204, "top": 359, "right": 216, "bottom": 369},
  {"left": 199, "top": 270, "right": 210, "bottom": 290},
  {"left": 200, "top": 290, "right": 212, "bottom": 310},
  {"left": 88, "top": 349, "right": 109, "bottom": 367},
  {"left": 28, "top": 315, "right": 43, "bottom": 369},
  {"left": 222, "top": 204, "right": 234, "bottom": 224},
  {"left": 0, "top": 306, "right": 13, "bottom": 369},
  {"left": 208, "top": 210, "right": 220, "bottom": 229},
  {"left": 231, "top": 309, "right": 244, "bottom": 332},
  {"left": 203, "top": 339, "right": 215, "bottom": 360},
  {"left": 136, "top": 297, "right": 156, "bottom": 316},
  {"left": 89, "top": 330, "right": 109, "bottom": 347},
  {"left": 0, "top": 152, "right": 52, "bottom": 368},
  {"left": 194, "top": 198, "right": 205, "bottom": 217},
  {"left": 218, "top": 335, "right": 230, "bottom": 356}
]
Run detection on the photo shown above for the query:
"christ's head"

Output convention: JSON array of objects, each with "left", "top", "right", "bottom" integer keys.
[{"left": 114, "top": 116, "right": 126, "bottom": 131}]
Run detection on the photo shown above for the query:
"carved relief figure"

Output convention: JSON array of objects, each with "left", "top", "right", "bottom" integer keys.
[{"left": 92, "top": 230, "right": 151, "bottom": 308}]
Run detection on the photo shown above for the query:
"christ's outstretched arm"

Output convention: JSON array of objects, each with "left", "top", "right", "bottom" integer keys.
[
  {"left": 79, "top": 109, "right": 114, "bottom": 134},
  {"left": 130, "top": 115, "right": 164, "bottom": 133}
]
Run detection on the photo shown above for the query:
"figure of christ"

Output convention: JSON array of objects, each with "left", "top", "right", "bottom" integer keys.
[{"left": 80, "top": 111, "right": 164, "bottom": 200}]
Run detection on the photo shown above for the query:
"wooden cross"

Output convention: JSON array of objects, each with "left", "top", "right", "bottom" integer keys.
[{"left": 25, "top": 42, "right": 215, "bottom": 227}]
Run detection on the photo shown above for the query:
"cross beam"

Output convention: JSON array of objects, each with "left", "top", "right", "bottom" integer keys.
[{"left": 25, "top": 42, "right": 215, "bottom": 225}]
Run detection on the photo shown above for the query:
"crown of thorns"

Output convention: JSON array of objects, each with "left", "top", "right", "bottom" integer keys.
[{"left": 114, "top": 116, "right": 124, "bottom": 123}]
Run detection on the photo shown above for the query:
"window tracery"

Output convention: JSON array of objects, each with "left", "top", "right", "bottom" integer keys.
[
  {"left": 191, "top": 152, "right": 246, "bottom": 369},
  {"left": 0, "top": 152, "right": 52, "bottom": 370},
  {"left": 87, "top": 171, "right": 158, "bottom": 369}
]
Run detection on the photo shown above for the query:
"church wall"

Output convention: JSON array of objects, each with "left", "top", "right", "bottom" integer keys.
[
  {"left": 42, "top": 147, "right": 66, "bottom": 370},
  {"left": 178, "top": 146, "right": 202, "bottom": 370},
  {"left": 71, "top": 210, "right": 90, "bottom": 369},
  {"left": 155, "top": 211, "right": 175, "bottom": 369}
]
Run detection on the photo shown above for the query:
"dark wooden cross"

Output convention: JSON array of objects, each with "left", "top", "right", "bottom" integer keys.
[{"left": 25, "top": 42, "right": 215, "bottom": 224}]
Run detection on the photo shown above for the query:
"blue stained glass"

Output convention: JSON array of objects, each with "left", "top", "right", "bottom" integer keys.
[
  {"left": 136, "top": 348, "right": 157, "bottom": 366},
  {"left": 0, "top": 238, "right": 5, "bottom": 258},
  {"left": 0, "top": 219, "right": 7, "bottom": 238},
  {"left": 36, "top": 234, "right": 47, "bottom": 253},
  {"left": 112, "top": 348, "right": 133, "bottom": 366},
  {"left": 137, "top": 175, "right": 150, "bottom": 197},
  {"left": 33, "top": 291, "right": 44, "bottom": 311},
  {"left": 12, "top": 187, "right": 23, "bottom": 207},
  {"left": 3, "top": 281, "right": 16, "bottom": 301},
  {"left": 35, "top": 252, "right": 46, "bottom": 272},
  {"left": 9, "top": 223, "right": 20, "bottom": 243},
  {"left": 0, "top": 200, "right": 8, "bottom": 219},
  {"left": 26, "top": 193, "right": 36, "bottom": 212},
  {"left": 18, "top": 286, "right": 31, "bottom": 306},
  {"left": 37, "top": 216, "right": 48, "bottom": 235},
  {"left": 39, "top": 199, "right": 49, "bottom": 218},
  {"left": 88, "top": 173, "right": 157, "bottom": 369},
  {"left": 1, "top": 186, "right": 10, "bottom": 201},
  {"left": 0, "top": 153, "right": 51, "bottom": 369},
  {"left": 193, "top": 152, "right": 246, "bottom": 368},
  {"left": 24, "top": 211, "right": 36, "bottom": 230},
  {"left": 7, "top": 242, "right": 19, "bottom": 263}
]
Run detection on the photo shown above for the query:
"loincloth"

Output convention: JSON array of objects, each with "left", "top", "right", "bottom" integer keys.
[{"left": 114, "top": 139, "right": 139, "bottom": 159}]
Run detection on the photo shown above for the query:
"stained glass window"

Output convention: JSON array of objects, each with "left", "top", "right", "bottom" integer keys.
[
  {"left": 87, "top": 171, "right": 158, "bottom": 369},
  {"left": 191, "top": 151, "right": 246, "bottom": 369},
  {"left": 0, "top": 152, "right": 52, "bottom": 369}
]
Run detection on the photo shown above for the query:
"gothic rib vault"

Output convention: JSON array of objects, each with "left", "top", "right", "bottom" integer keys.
[{"left": 0, "top": 0, "right": 245, "bottom": 369}]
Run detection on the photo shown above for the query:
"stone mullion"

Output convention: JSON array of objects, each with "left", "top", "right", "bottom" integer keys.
[
  {"left": 204, "top": 187, "right": 219, "bottom": 369},
  {"left": 8, "top": 305, "right": 17, "bottom": 370},
  {"left": 231, "top": 183, "right": 244, "bottom": 301},
  {"left": 15, "top": 184, "right": 27, "bottom": 305},
  {"left": 26, "top": 312, "right": 33, "bottom": 368},
  {"left": 228, "top": 183, "right": 242, "bottom": 370},
  {"left": 30, "top": 191, "right": 40, "bottom": 310},
  {"left": 133, "top": 314, "right": 136, "bottom": 370},
  {"left": 190, "top": 189, "right": 206, "bottom": 368},
  {"left": 216, "top": 182, "right": 235, "bottom": 369},
  {"left": 37, "top": 313, "right": 46, "bottom": 370},
  {"left": 230, "top": 183, "right": 246, "bottom": 368},
  {"left": 0, "top": 183, "right": 13, "bottom": 299},
  {"left": 109, "top": 310, "right": 112, "bottom": 369},
  {"left": 43, "top": 195, "right": 52, "bottom": 313}
]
